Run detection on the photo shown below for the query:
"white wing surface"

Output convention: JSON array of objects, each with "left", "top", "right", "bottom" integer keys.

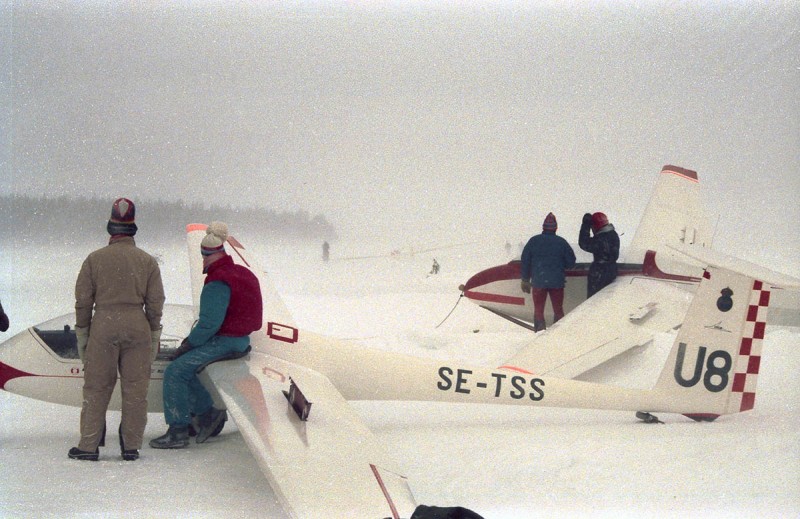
[
  {"left": 204, "top": 354, "right": 417, "bottom": 519},
  {"left": 500, "top": 276, "right": 694, "bottom": 379}
]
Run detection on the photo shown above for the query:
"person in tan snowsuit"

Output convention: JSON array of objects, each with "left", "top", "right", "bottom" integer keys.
[{"left": 68, "top": 198, "right": 165, "bottom": 461}]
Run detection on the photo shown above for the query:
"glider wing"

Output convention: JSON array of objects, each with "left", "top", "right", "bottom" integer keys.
[
  {"left": 204, "top": 353, "right": 417, "bottom": 519},
  {"left": 500, "top": 276, "right": 694, "bottom": 379}
]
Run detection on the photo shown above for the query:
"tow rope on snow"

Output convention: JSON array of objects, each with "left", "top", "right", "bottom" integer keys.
[{"left": 435, "top": 293, "right": 463, "bottom": 329}]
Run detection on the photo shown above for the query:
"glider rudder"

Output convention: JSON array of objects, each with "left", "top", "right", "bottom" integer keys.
[{"left": 652, "top": 265, "right": 771, "bottom": 421}]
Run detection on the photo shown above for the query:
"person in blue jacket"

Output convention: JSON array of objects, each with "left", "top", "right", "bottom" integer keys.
[
  {"left": 579, "top": 211, "right": 620, "bottom": 298},
  {"left": 520, "top": 213, "right": 576, "bottom": 332}
]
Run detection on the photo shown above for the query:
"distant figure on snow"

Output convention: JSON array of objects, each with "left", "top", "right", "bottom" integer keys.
[
  {"left": 520, "top": 213, "right": 576, "bottom": 332},
  {"left": 430, "top": 258, "right": 440, "bottom": 275},
  {"left": 579, "top": 211, "right": 620, "bottom": 298},
  {"left": 69, "top": 198, "right": 165, "bottom": 462},
  {"left": 150, "top": 222, "right": 262, "bottom": 450},
  {"left": 322, "top": 240, "right": 330, "bottom": 262}
]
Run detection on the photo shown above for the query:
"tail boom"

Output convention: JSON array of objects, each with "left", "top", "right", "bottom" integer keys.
[{"left": 263, "top": 263, "right": 788, "bottom": 420}]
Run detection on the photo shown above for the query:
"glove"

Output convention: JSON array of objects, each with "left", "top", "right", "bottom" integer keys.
[
  {"left": 75, "top": 326, "right": 89, "bottom": 362},
  {"left": 520, "top": 280, "right": 531, "bottom": 294},
  {"left": 150, "top": 327, "right": 162, "bottom": 362},
  {"left": 168, "top": 337, "right": 194, "bottom": 361},
  {"left": 582, "top": 213, "right": 593, "bottom": 226},
  {"left": 0, "top": 300, "right": 8, "bottom": 332}
]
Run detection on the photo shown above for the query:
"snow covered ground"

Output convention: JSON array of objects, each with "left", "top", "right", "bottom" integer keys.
[{"left": 1, "top": 237, "right": 798, "bottom": 518}]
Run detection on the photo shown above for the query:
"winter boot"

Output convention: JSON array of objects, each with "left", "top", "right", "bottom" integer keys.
[
  {"left": 195, "top": 407, "right": 226, "bottom": 444},
  {"left": 149, "top": 425, "right": 190, "bottom": 449},
  {"left": 122, "top": 449, "right": 139, "bottom": 461},
  {"left": 68, "top": 447, "right": 99, "bottom": 461},
  {"left": 118, "top": 424, "right": 139, "bottom": 461},
  {"left": 533, "top": 320, "right": 546, "bottom": 332}
]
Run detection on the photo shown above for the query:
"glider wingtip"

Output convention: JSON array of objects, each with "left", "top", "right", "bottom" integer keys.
[
  {"left": 186, "top": 223, "right": 208, "bottom": 233},
  {"left": 661, "top": 164, "right": 698, "bottom": 181}
]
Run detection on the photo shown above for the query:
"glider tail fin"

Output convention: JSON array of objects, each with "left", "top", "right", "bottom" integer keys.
[
  {"left": 652, "top": 264, "right": 772, "bottom": 420},
  {"left": 625, "top": 165, "right": 712, "bottom": 270}
]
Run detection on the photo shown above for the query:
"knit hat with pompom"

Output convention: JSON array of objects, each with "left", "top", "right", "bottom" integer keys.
[
  {"left": 201, "top": 221, "right": 228, "bottom": 256},
  {"left": 542, "top": 212, "right": 557, "bottom": 232}
]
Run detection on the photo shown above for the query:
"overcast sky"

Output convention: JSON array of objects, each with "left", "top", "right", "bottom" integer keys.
[{"left": 1, "top": 1, "right": 797, "bottom": 266}]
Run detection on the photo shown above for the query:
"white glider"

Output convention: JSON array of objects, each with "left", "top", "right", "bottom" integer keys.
[
  {"left": 460, "top": 165, "right": 799, "bottom": 379},
  {"left": 2, "top": 195, "right": 799, "bottom": 517}
]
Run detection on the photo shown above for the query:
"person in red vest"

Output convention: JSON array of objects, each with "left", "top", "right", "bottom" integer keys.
[{"left": 150, "top": 221, "right": 262, "bottom": 449}]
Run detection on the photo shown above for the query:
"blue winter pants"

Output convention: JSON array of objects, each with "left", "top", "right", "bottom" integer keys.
[{"left": 162, "top": 335, "right": 249, "bottom": 427}]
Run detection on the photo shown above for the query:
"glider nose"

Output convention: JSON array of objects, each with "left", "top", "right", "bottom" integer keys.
[{"left": 0, "top": 329, "right": 38, "bottom": 390}]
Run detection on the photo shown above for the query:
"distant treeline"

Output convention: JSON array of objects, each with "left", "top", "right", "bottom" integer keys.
[{"left": 0, "top": 194, "right": 337, "bottom": 243}]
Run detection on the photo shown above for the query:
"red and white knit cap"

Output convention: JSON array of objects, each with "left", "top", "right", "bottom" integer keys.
[
  {"left": 110, "top": 198, "right": 135, "bottom": 223},
  {"left": 107, "top": 198, "right": 137, "bottom": 236}
]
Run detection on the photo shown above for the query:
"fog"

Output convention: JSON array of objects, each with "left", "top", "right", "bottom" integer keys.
[
  {"left": 1, "top": 2, "right": 798, "bottom": 267},
  {"left": 1, "top": 5, "right": 798, "bottom": 516}
]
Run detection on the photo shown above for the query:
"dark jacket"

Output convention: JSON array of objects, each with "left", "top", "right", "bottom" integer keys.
[
  {"left": 521, "top": 231, "right": 577, "bottom": 289},
  {"left": 579, "top": 222, "right": 620, "bottom": 297}
]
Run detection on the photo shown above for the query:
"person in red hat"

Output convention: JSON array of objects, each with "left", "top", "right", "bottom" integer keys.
[
  {"left": 69, "top": 198, "right": 165, "bottom": 462},
  {"left": 579, "top": 211, "right": 620, "bottom": 297},
  {"left": 520, "top": 212, "right": 576, "bottom": 332}
]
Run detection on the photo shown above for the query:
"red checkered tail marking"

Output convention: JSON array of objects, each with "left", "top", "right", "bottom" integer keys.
[{"left": 653, "top": 266, "right": 770, "bottom": 417}]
